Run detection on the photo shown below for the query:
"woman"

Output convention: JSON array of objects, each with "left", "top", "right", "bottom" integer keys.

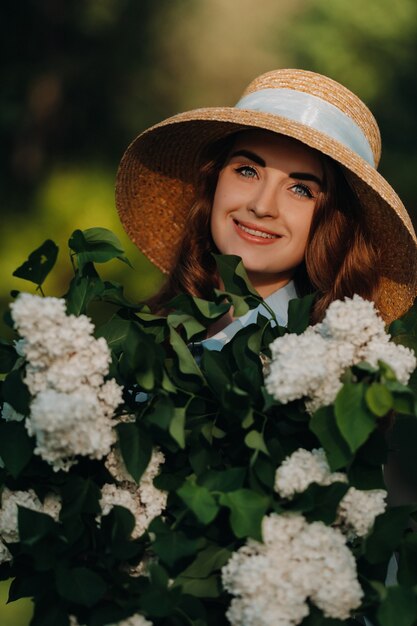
[
  {"left": 116, "top": 68, "right": 417, "bottom": 331},
  {"left": 115, "top": 69, "right": 417, "bottom": 624}
]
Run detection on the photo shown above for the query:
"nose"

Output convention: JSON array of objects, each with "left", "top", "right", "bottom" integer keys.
[{"left": 247, "top": 179, "right": 280, "bottom": 218}]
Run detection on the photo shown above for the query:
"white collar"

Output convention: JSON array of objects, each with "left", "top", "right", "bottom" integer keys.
[{"left": 202, "top": 281, "right": 297, "bottom": 351}]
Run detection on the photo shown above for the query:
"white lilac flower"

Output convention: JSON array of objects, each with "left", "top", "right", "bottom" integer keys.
[
  {"left": 0, "top": 402, "right": 25, "bottom": 422},
  {"left": 222, "top": 512, "right": 363, "bottom": 626},
  {"left": 265, "top": 330, "right": 354, "bottom": 413},
  {"left": 27, "top": 387, "right": 118, "bottom": 471},
  {"left": 274, "top": 448, "right": 347, "bottom": 498},
  {"left": 337, "top": 487, "right": 387, "bottom": 538},
  {"left": 361, "top": 338, "right": 416, "bottom": 385},
  {"left": 11, "top": 294, "right": 95, "bottom": 369},
  {"left": 265, "top": 329, "right": 337, "bottom": 403},
  {"left": 0, "top": 488, "right": 61, "bottom": 548},
  {"left": 0, "top": 539, "right": 12, "bottom": 564},
  {"left": 9, "top": 294, "right": 124, "bottom": 471},
  {"left": 318, "top": 295, "right": 386, "bottom": 346},
  {"left": 265, "top": 295, "right": 416, "bottom": 412},
  {"left": 24, "top": 334, "right": 111, "bottom": 395},
  {"left": 100, "top": 449, "right": 167, "bottom": 539},
  {"left": 274, "top": 449, "right": 387, "bottom": 540}
]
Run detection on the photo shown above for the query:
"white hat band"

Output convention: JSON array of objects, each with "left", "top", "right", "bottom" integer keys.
[{"left": 235, "top": 88, "right": 375, "bottom": 167}]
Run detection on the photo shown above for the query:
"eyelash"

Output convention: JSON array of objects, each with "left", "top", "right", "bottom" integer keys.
[
  {"left": 291, "top": 183, "right": 314, "bottom": 199},
  {"left": 234, "top": 165, "right": 315, "bottom": 199},
  {"left": 234, "top": 165, "right": 258, "bottom": 178}
]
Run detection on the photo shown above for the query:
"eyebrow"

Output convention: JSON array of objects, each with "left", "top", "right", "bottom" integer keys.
[
  {"left": 289, "top": 172, "right": 322, "bottom": 186},
  {"left": 229, "top": 150, "right": 323, "bottom": 186},
  {"left": 229, "top": 149, "right": 266, "bottom": 167}
]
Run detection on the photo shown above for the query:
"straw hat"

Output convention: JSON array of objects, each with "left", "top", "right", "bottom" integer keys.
[{"left": 116, "top": 68, "right": 417, "bottom": 322}]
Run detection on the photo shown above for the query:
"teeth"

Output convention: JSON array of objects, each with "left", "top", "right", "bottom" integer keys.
[{"left": 237, "top": 222, "right": 278, "bottom": 239}]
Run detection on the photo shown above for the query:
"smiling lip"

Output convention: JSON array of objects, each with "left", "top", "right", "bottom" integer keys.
[{"left": 233, "top": 219, "right": 281, "bottom": 244}]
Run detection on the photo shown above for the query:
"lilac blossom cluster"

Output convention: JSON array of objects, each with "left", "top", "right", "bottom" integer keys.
[
  {"left": 221, "top": 512, "right": 363, "bottom": 626},
  {"left": 265, "top": 295, "right": 416, "bottom": 413},
  {"left": 0, "top": 488, "right": 61, "bottom": 563},
  {"left": 275, "top": 448, "right": 387, "bottom": 539},
  {"left": 9, "top": 293, "right": 124, "bottom": 471}
]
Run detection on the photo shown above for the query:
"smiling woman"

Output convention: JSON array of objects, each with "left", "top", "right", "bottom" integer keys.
[
  {"left": 210, "top": 131, "right": 321, "bottom": 298},
  {"left": 116, "top": 68, "right": 417, "bottom": 329}
]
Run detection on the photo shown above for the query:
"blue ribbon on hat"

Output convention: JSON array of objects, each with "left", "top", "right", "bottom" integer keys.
[{"left": 235, "top": 88, "right": 375, "bottom": 167}]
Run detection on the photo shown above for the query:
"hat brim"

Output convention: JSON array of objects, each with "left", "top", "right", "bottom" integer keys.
[{"left": 116, "top": 107, "right": 417, "bottom": 322}]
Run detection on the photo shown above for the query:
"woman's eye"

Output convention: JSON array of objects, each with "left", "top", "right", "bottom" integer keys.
[
  {"left": 291, "top": 183, "right": 313, "bottom": 198},
  {"left": 235, "top": 165, "right": 258, "bottom": 179}
]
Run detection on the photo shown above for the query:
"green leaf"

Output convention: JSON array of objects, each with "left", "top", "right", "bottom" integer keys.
[
  {"left": 65, "top": 271, "right": 104, "bottom": 315},
  {"left": 286, "top": 292, "right": 316, "bottom": 334},
  {"left": 169, "top": 327, "right": 205, "bottom": 380},
  {"left": 309, "top": 406, "right": 352, "bottom": 470},
  {"left": 213, "top": 254, "right": 260, "bottom": 304},
  {"left": 168, "top": 312, "right": 206, "bottom": 341},
  {"left": 377, "top": 586, "right": 417, "bottom": 626},
  {"left": 69, "top": 228, "right": 130, "bottom": 269},
  {"left": 334, "top": 383, "right": 376, "bottom": 452},
  {"left": 169, "top": 406, "right": 186, "bottom": 449},
  {"left": 365, "top": 383, "right": 394, "bottom": 417},
  {"left": 219, "top": 489, "right": 269, "bottom": 540},
  {"left": 198, "top": 468, "right": 246, "bottom": 492},
  {"left": 96, "top": 315, "right": 135, "bottom": 353},
  {"left": 31, "top": 602, "right": 70, "bottom": 626},
  {"left": 291, "top": 482, "right": 349, "bottom": 525},
  {"left": 214, "top": 289, "right": 250, "bottom": 317},
  {"left": 244, "top": 430, "right": 269, "bottom": 456},
  {"left": 56, "top": 566, "right": 107, "bottom": 607},
  {"left": 100, "top": 281, "right": 138, "bottom": 308},
  {"left": 169, "top": 293, "right": 230, "bottom": 323},
  {"left": 116, "top": 422, "right": 152, "bottom": 482},
  {"left": 253, "top": 456, "right": 276, "bottom": 489},
  {"left": 365, "top": 506, "right": 413, "bottom": 563},
  {"left": 60, "top": 476, "right": 101, "bottom": 519},
  {"left": 18, "top": 507, "right": 57, "bottom": 546},
  {"left": 387, "top": 416, "right": 417, "bottom": 489},
  {"left": 201, "top": 349, "right": 232, "bottom": 394},
  {"left": 177, "top": 544, "right": 232, "bottom": 579},
  {"left": 2, "top": 368, "right": 31, "bottom": 415},
  {"left": 153, "top": 530, "right": 200, "bottom": 567},
  {"left": 139, "top": 586, "right": 179, "bottom": 618},
  {"left": 177, "top": 478, "right": 219, "bottom": 524},
  {"left": 118, "top": 323, "right": 163, "bottom": 391},
  {"left": 0, "top": 420, "right": 34, "bottom": 478},
  {"left": 146, "top": 395, "right": 174, "bottom": 431},
  {"left": 0, "top": 342, "right": 18, "bottom": 374},
  {"left": 100, "top": 506, "right": 142, "bottom": 559},
  {"left": 13, "top": 239, "right": 58, "bottom": 286},
  {"left": 174, "top": 575, "right": 220, "bottom": 598},
  {"left": 398, "top": 533, "right": 417, "bottom": 585}
]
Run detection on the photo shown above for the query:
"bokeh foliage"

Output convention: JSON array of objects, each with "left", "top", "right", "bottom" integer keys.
[
  {"left": 283, "top": 0, "right": 417, "bottom": 209},
  {"left": 2, "top": 0, "right": 417, "bottom": 623}
]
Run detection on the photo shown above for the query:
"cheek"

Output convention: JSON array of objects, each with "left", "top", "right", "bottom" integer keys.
[
  {"left": 210, "top": 204, "right": 225, "bottom": 252},
  {"left": 292, "top": 208, "right": 315, "bottom": 246}
]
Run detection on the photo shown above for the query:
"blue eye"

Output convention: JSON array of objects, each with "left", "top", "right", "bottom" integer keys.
[
  {"left": 292, "top": 183, "right": 313, "bottom": 198},
  {"left": 235, "top": 165, "right": 258, "bottom": 178}
]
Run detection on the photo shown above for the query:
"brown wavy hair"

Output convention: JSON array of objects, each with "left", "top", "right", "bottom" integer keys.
[{"left": 147, "top": 133, "right": 380, "bottom": 323}]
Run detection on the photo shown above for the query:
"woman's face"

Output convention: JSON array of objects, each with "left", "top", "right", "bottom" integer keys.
[{"left": 210, "top": 130, "right": 323, "bottom": 297}]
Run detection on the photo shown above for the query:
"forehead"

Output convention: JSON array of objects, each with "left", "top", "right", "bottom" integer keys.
[{"left": 229, "top": 129, "right": 323, "bottom": 174}]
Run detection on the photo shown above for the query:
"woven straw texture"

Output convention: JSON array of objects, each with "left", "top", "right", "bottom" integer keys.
[{"left": 116, "top": 69, "right": 417, "bottom": 322}]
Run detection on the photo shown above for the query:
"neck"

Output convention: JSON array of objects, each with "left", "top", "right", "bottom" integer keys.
[{"left": 246, "top": 271, "right": 293, "bottom": 298}]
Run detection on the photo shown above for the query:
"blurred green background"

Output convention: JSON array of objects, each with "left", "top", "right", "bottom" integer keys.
[{"left": 1, "top": 0, "right": 417, "bottom": 622}]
